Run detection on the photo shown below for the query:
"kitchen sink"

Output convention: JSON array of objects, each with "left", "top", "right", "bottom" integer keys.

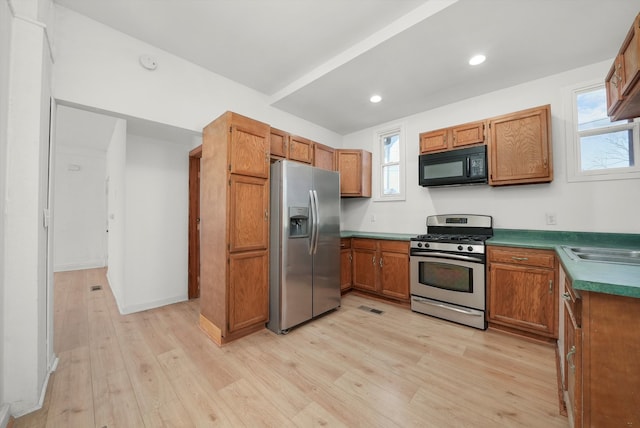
[{"left": 561, "top": 246, "right": 640, "bottom": 266}]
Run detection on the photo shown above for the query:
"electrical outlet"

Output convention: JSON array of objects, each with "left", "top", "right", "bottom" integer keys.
[{"left": 545, "top": 213, "right": 557, "bottom": 225}]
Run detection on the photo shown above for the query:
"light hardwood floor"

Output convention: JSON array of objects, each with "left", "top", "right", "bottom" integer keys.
[{"left": 15, "top": 268, "right": 568, "bottom": 427}]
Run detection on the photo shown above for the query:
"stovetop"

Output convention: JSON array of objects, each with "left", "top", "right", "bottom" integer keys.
[
  {"left": 411, "top": 233, "right": 491, "bottom": 244},
  {"left": 411, "top": 214, "right": 493, "bottom": 255}
]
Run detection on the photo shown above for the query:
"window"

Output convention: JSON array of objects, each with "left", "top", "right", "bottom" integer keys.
[
  {"left": 567, "top": 83, "right": 640, "bottom": 181},
  {"left": 374, "top": 124, "right": 405, "bottom": 201}
]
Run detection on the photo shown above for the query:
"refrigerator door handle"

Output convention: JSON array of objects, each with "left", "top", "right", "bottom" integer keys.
[
  {"left": 309, "top": 190, "right": 317, "bottom": 255},
  {"left": 312, "top": 190, "right": 320, "bottom": 254}
]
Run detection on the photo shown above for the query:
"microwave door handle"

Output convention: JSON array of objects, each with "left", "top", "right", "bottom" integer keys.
[{"left": 466, "top": 157, "right": 471, "bottom": 177}]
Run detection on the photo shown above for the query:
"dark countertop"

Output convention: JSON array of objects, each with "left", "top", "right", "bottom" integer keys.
[
  {"left": 488, "top": 229, "right": 640, "bottom": 299},
  {"left": 340, "top": 231, "right": 414, "bottom": 241}
]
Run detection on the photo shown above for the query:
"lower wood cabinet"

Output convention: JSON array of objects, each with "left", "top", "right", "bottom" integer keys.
[
  {"left": 340, "top": 238, "right": 352, "bottom": 292},
  {"left": 351, "top": 238, "right": 409, "bottom": 302},
  {"left": 560, "top": 270, "right": 640, "bottom": 428},
  {"left": 487, "top": 246, "right": 558, "bottom": 340}
]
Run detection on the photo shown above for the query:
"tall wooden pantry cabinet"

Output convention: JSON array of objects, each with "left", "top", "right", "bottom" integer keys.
[{"left": 199, "top": 111, "right": 271, "bottom": 345}]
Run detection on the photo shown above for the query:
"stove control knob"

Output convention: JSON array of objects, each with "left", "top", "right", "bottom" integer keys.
[
  {"left": 417, "top": 243, "right": 422, "bottom": 248},
  {"left": 425, "top": 243, "right": 430, "bottom": 248},
  {"left": 467, "top": 246, "right": 474, "bottom": 252},
  {"left": 457, "top": 245, "right": 463, "bottom": 251}
]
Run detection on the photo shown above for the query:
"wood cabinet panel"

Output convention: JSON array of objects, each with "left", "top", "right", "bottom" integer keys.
[
  {"left": 419, "top": 128, "right": 448, "bottom": 153},
  {"left": 337, "top": 150, "right": 372, "bottom": 197},
  {"left": 228, "top": 250, "right": 269, "bottom": 332},
  {"left": 288, "top": 135, "right": 313, "bottom": 164},
  {"left": 451, "top": 121, "right": 485, "bottom": 148},
  {"left": 487, "top": 246, "right": 558, "bottom": 340},
  {"left": 341, "top": 238, "right": 352, "bottom": 291},
  {"left": 563, "top": 298, "right": 582, "bottom": 428},
  {"left": 269, "top": 127, "right": 288, "bottom": 159},
  {"left": 313, "top": 142, "right": 336, "bottom": 171},
  {"left": 488, "top": 105, "right": 552, "bottom": 186},
  {"left": 351, "top": 238, "right": 409, "bottom": 303},
  {"left": 228, "top": 174, "right": 269, "bottom": 252},
  {"left": 419, "top": 121, "right": 485, "bottom": 154},
  {"left": 230, "top": 124, "right": 270, "bottom": 178}
]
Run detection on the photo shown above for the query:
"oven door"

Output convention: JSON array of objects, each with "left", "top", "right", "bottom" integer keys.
[{"left": 410, "top": 252, "right": 485, "bottom": 311}]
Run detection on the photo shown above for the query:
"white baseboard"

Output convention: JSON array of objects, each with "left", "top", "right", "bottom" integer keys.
[
  {"left": 54, "top": 260, "right": 106, "bottom": 272},
  {"left": 120, "top": 294, "right": 188, "bottom": 315},
  {"left": 0, "top": 404, "right": 10, "bottom": 428},
  {"left": 10, "top": 355, "right": 59, "bottom": 419}
]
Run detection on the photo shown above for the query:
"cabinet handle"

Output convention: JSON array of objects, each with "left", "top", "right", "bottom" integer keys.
[
  {"left": 372, "top": 256, "right": 376, "bottom": 266},
  {"left": 379, "top": 257, "right": 383, "bottom": 267},
  {"left": 562, "top": 292, "right": 571, "bottom": 301},
  {"left": 566, "top": 345, "right": 576, "bottom": 371},
  {"left": 548, "top": 280, "right": 553, "bottom": 294},
  {"left": 349, "top": 254, "right": 352, "bottom": 262},
  {"left": 264, "top": 210, "right": 269, "bottom": 221},
  {"left": 511, "top": 256, "right": 529, "bottom": 261},
  {"left": 611, "top": 63, "right": 623, "bottom": 88}
]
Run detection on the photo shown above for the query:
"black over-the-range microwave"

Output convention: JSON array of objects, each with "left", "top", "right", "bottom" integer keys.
[{"left": 418, "top": 145, "right": 488, "bottom": 187}]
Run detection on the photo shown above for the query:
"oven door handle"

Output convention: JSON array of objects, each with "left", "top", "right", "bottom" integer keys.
[
  {"left": 414, "top": 252, "right": 484, "bottom": 264},
  {"left": 412, "top": 297, "right": 483, "bottom": 316}
]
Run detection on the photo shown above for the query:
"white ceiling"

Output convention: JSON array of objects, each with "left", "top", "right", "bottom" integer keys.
[{"left": 54, "top": 0, "right": 640, "bottom": 135}]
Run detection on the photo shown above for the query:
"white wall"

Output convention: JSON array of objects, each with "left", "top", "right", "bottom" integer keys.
[
  {"left": 53, "top": 146, "right": 107, "bottom": 271},
  {"left": 342, "top": 61, "right": 640, "bottom": 235},
  {"left": 0, "top": 0, "right": 11, "bottom": 423},
  {"left": 105, "top": 119, "right": 127, "bottom": 310},
  {"left": 123, "top": 134, "right": 190, "bottom": 314},
  {"left": 2, "top": 0, "right": 54, "bottom": 417},
  {"left": 52, "top": 5, "right": 342, "bottom": 149}
]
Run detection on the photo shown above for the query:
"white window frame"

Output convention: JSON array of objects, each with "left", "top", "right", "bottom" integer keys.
[
  {"left": 565, "top": 80, "right": 640, "bottom": 182},
  {"left": 373, "top": 123, "right": 405, "bottom": 202}
]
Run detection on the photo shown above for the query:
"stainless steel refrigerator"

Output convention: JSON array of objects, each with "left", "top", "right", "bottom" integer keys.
[{"left": 267, "top": 160, "right": 341, "bottom": 334}]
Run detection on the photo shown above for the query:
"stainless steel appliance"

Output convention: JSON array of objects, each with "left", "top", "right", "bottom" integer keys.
[
  {"left": 418, "top": 145, "right": 487, "bottom": 187},
  {"left": 410, "top": 214, "right": 493, "bottom": 329},
  {"left": 267, "top": 160, "right": 341, "bottom": 334}
]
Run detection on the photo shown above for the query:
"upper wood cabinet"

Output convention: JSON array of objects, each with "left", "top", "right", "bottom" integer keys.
[
  {"left": 269, "top": 127, "right": 289, "bottom": 159},
  {"left": 337, "top": 149, "right": 372, "bottom": 198},
  {"left": 288, "top": 135, "right": 313, "bottom": 164},
  {"left": 487, "top": 105, "right": 553, "bottom": 186},
  {"left": 199, "top": 111, "right": 270, "bottom": 346},
  {"left": 313, "top": 142, "right": 336, "bottom": 171},
  {"left": 419, "top": 120, "right": 486, "bottom": 154},
  {"left": 606, "top": 12, "right": 640, "bottom": 121}
]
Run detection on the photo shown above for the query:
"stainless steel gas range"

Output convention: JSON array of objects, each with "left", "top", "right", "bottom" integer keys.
[{"left": 410, "top": 214, "right": 493, "bottom": 330}]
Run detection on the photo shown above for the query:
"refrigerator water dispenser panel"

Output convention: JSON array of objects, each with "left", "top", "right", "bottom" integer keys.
[{"left": 288, "top": 206, "right": 309, "bottom": 238}]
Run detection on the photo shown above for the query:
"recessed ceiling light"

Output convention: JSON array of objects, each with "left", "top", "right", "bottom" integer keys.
[
  {"left": 469, "top": 54, "right": 486, "bottom": 66},
  {"left": 370, "top": 95, "right": 382, "bottom": 103}
]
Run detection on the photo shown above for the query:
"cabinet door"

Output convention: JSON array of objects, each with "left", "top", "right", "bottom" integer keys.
[
  {"left": 352, "top": 247, "right": 377, "bottom": 292},
  {"left": 270, "top": 128, "right": 288, "bottom": 159},
  {"left": 230, "top": 124, "right": 270, "bottom": 178},
  {"left": 338, "top": 150, "right": 372, "bottom": 197},
  {"left": 451, "top": 121, "right": 485, "bottom": 148},
  {"left": 419, "top": 128, "right": 449, "bottom": 153},
  {"left": 314, "top": 142, "right": 336, "bottom": 171},
  {"left": 564, "top": 300, "right": 582, "bottom": 428},
  {"left": 620, "top": 14, "right": 640, "bottom": 97},
  {"left": 228, "top": 175, "right": 269, "bottom": 252},
  {"left": 488, "top": 105, "right": 552, "bottom": 186},
  {"left": 379, "top": 250, "right": 409, "bottom": 301},
  {"left": 606, "top": 55, "right": 625, "bottom": 116},
  {"left": 228, "top": 250, "right": 269, "bottom": 332},
  {"left": 488, "top": 263, "right": 556, "bottom": 336},
  {"left": 340, "top": 249, "right": 352, "bottom": 291},
  {"left": 289, "top": 135, "right": 313, "bottom": 164}
]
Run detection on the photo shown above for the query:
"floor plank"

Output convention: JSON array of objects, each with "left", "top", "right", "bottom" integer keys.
[{"left": 14, "top": 268, "right": 568, "bottom": 427}]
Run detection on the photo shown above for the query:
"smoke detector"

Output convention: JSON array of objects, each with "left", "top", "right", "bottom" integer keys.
[{"left": 139, "top": 54, "right": 158, "bottom": 71}]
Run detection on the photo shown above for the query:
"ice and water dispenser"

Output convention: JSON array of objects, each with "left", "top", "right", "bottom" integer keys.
[{"left": 288, "top": 206, "right": 309, "bottom": 238}]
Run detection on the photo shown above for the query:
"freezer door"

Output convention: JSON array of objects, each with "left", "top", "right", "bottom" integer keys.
[
  {"left": 312, "top": 168, "right": 341, "bottom": 316},
  {"left": 279, "top": 162, "right": 314, "bottom": 330}
]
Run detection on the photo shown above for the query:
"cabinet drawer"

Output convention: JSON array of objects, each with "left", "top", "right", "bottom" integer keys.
[
  {"left": 379, "top": 240, "right": 409, "bottom": 253},
  {"left": 340, "top": 238, "right": 351, "bottom": 250},
  {"left": 352, "top": 238, "right": 377, "bottom": 250},
  {"left": 488, "top": 247, "right": 555, "bottom": 268},
  {"left": 563, "top": 276, "right": 582, "bottom": 327}
]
